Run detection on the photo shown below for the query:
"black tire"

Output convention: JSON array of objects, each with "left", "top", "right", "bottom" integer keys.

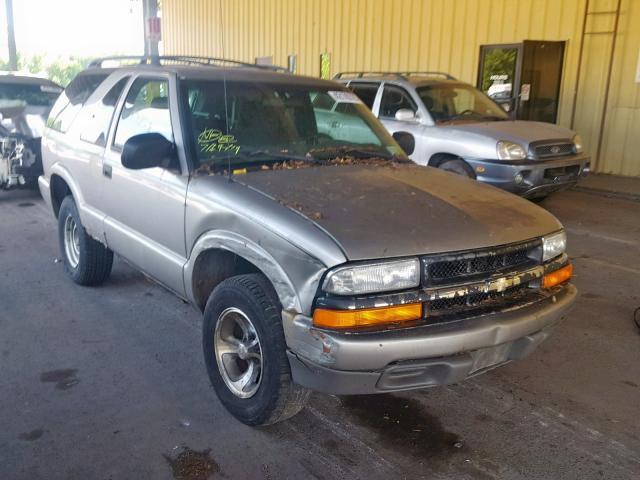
[
  {"left": 203, "top": 274, "right": 310, "bottom": 425},
  {"left": 439, "top": 158, "right": 475, "bottom": 178},
  {"left": 58, "top": 196, "right": 113, "bottom": 286}
]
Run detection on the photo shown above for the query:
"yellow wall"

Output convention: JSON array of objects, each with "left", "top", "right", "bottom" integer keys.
[{"left": 162, "top": 0, "right": 640, "bottom": 176}]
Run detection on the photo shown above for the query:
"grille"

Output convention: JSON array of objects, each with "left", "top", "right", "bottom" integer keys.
[
  {"left": 428, "top": 284, "right": 530, "bottom": 314},
  {"left": 534, "top": 143, "right": 574, "bottom": 159},
  {"left": 543, "top": 165, "right": 580, "bottom": 180},
  {"left": 423, "top": 241, "right": 538, "bottom": 286}
]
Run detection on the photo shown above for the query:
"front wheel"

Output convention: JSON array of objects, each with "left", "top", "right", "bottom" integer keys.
[
  {"left": 58, "top": 196, "right": 113, "bottom": 286},
  {"left": 438, "top": 158, "right": 475, "bottom": 178},
  {"left": 202, "top": 274, "right": 310, "bottom": 425}
]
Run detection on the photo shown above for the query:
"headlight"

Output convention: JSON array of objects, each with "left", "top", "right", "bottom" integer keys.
[
  {"left": 497, "top": 141, "right": 527, "bottom": 160},
  {"left": 573, "top": 134, "right": 583, "bottom": 153},
  {"left": 542, "top": 230, "right": 567, "bottom": 262},
  {"left": 323, "top": 258, "right": 420, "bottom": 295}
]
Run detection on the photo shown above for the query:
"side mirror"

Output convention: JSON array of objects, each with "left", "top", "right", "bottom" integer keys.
[
  {"left": 395, "top": 108, "right": 416, "bottom": 122},
  {"left": 121, "top": 133, "right": 174, "bottom": 170},
  {"left": 393, "top": 131, "right": 415, "bottom": 156}
]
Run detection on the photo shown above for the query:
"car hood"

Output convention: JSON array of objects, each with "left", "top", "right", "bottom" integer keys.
[
  {"left": 445, "top": 120, "right": 575, "bottom": 146},
  {"left": 236, "top": 164, "right": 561, "bottom": 261}
]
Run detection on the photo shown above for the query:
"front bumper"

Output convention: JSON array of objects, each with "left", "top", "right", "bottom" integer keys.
[
  {"left": 465, "top": 154, "right": 590, "bottom": 198},
  {"left": 284, "top": 283, "right": 576, "bottom": 394}
]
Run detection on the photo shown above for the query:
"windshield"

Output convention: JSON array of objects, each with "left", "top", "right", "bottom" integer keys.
[
  {"left": 182, "top": 80, "right": 406, "bottom": 172},
  {"left": 417, "top": 83, "right": 508, "bottom": 123},
  {"left": 0, "top": 82, "right": 62, "bottom": 107}
]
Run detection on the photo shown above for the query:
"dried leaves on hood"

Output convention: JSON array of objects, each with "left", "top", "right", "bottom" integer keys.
[
  {"left": 278, "top": 199, "right": 324, "bottom": 220},
  {"left": 193, "top": 156, "right": 402, "bottom": 176}
]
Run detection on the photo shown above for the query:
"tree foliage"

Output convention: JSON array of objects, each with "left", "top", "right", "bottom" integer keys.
[{"left": 0, "top": 54, "right": 91, "bottom": 87}]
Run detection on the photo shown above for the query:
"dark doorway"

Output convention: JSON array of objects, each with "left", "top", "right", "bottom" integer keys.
[{"left": 478, "top": 41, "right": 565, "bottom": 124}]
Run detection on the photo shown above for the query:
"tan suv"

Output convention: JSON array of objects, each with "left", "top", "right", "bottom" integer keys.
[{"left": 39, "top": 56, "right": 576, "bottom": 425}]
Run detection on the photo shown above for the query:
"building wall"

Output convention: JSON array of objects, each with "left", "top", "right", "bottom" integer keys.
[{"left": 162, "top": 0, "right": 640, "bottom": 177}]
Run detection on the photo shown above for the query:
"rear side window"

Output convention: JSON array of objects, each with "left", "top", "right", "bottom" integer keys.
[
  {"left": 349, "top": 83, "right": 379, "bottom": 109},
  {"left": 113, "top": 77, "right": 172, "bottom": 150},
  {"left": 79, "top": 77, "right": 129, "bottom": 147},
  {"left": 47, "top": 73, "right": 109, "bottom": 133},
  {"left": 0, "top": 82, "right": 62, "bottom": 107},
  {"left": 379, "top": 85, "right": 417, "bottom": 118}
]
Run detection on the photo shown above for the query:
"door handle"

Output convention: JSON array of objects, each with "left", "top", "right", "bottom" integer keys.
[{"left": 103, "top": 164, "right": 112, "bottom": 179}]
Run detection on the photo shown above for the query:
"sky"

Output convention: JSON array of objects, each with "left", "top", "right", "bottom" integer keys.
[{"left": 0, "top": 0, "right": 145, "bottom": 60}]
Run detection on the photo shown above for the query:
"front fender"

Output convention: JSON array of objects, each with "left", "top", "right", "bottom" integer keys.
[
  {"left": 424, "top": 129, "right": 498, "bottom": 164},
  {"left": 184, "top": 230, "right": 324, "bottom": 314}
]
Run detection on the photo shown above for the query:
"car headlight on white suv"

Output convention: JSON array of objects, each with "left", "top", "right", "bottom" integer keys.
[
  {"left": 496, "top": 140, "right": 527, "bottom": 160},
  {"left": 573, "top": 134, "right": 583, "bottom": 154},
  {"left": 542, "top": 230, "right": 567, "bottom": 262},
  {"left": 323, "top": 258, "right": 421, "bottom": 295}
]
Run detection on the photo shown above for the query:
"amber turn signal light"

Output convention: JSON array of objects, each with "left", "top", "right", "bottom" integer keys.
[
  {"left": 543, "top": 264, "right": 573, "bottom": 289},
  {"left": 312, "top": 303, "right": 423, "bottom": 329}
]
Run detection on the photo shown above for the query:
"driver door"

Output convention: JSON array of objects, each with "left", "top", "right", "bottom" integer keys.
[{"left": 101, "top": 74, "right": 189, "bottom": 296}]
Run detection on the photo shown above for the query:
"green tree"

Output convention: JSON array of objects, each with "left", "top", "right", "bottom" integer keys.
[
  {"left": 45, "top": 57, "right": 91, "bottom": 86},
  {"left": 0, "top": 54, "right": 91, "bottom": 86},
  {"left": 0, "top": 52, "right": 25, "bottom": 71},
  {"left": 26, "top": 54, "right": 45, "bottom": 74}
]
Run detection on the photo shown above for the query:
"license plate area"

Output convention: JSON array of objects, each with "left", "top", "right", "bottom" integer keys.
[
  {"left": 544, "top": 165, "right": 580, "bottom": 181},
  {"left": 468, "top": 343, "right": 513, "bottom": 375}
]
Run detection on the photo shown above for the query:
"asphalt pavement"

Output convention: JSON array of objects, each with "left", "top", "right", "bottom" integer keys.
[{"left": 1, "top": 186, "right": 639, "bottom": 480}]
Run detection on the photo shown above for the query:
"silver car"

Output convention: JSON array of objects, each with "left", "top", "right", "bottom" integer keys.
[
  {"left": 336, "top": 72, "right": 590, "bottom": 199},
  {"left": 39, "top": 56, "right": 576, "bottom": 426}
]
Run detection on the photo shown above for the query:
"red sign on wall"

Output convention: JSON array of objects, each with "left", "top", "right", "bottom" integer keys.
[{"left": 146, "top": 17, "right": 162, "bottom": 43}]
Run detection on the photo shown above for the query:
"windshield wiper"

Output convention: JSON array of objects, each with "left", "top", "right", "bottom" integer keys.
[
  {"left": 481, "top": 115, "right": 508, "bottom": 121},
  {"left": 447, "top": 111, "right": 484, "bottom": 121},
  {"left": 200, "top": 149, "right": 314, "bottom": 176},
  {"left": 307, "top": 146, "right": 400, "bottom": 161},
  {"left": 238, "top": 149, "right": 312, "bottom": 163}
]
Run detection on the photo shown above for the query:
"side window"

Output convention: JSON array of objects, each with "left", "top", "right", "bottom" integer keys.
[
  {"left": 349, "top": 83, "right": 379, "bottom": 109},
  {"left": 113, "top": 78, "right": 172, "bottom": 150},
  {"left": 379, "top": 85, "right": 417, "bottom": 118},
  {"left": 311, "top": 91, "right": 382, "bottom": 146},
  {"left": 47, "top": 73, "right": 109, "bottom": 133},
  {"left": 80, "top": 77, "right": 129, "bottom": 146},
  {"left": 311, "top": 92, "right": 336, "bottom": 111}
]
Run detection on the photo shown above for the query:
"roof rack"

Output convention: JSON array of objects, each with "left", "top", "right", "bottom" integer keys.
[
  {"left": 88, "top": 55, "right": 289, "bottom": 73},
  {"left": 334, "top": 71, "right": 456, "bottom": 80}
]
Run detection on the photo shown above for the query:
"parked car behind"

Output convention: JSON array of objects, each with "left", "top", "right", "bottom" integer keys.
[
  {"left": 40, "top": 56, "right": 576, "bottom": 426},
  {"left": 336, "top": 72, "right": 590, "bottom": 200},
  {"left": 0, "top": 73, "right": 62, "bottom": 190}
]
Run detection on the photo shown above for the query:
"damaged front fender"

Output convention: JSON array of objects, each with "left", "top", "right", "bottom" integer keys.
[{"left": 184, "top": 229, "right": 327, "bottom": 314}]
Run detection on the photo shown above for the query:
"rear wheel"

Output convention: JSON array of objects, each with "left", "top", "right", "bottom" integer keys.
[
  {"left": 202, "top": 274, "right": 310, "bottom": 425},
  {"left": 438, "top": 158, "right": 475, "bottom": 178},
  {"left": 58, "top": 196, "right": 113, "bottom": 286}
]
